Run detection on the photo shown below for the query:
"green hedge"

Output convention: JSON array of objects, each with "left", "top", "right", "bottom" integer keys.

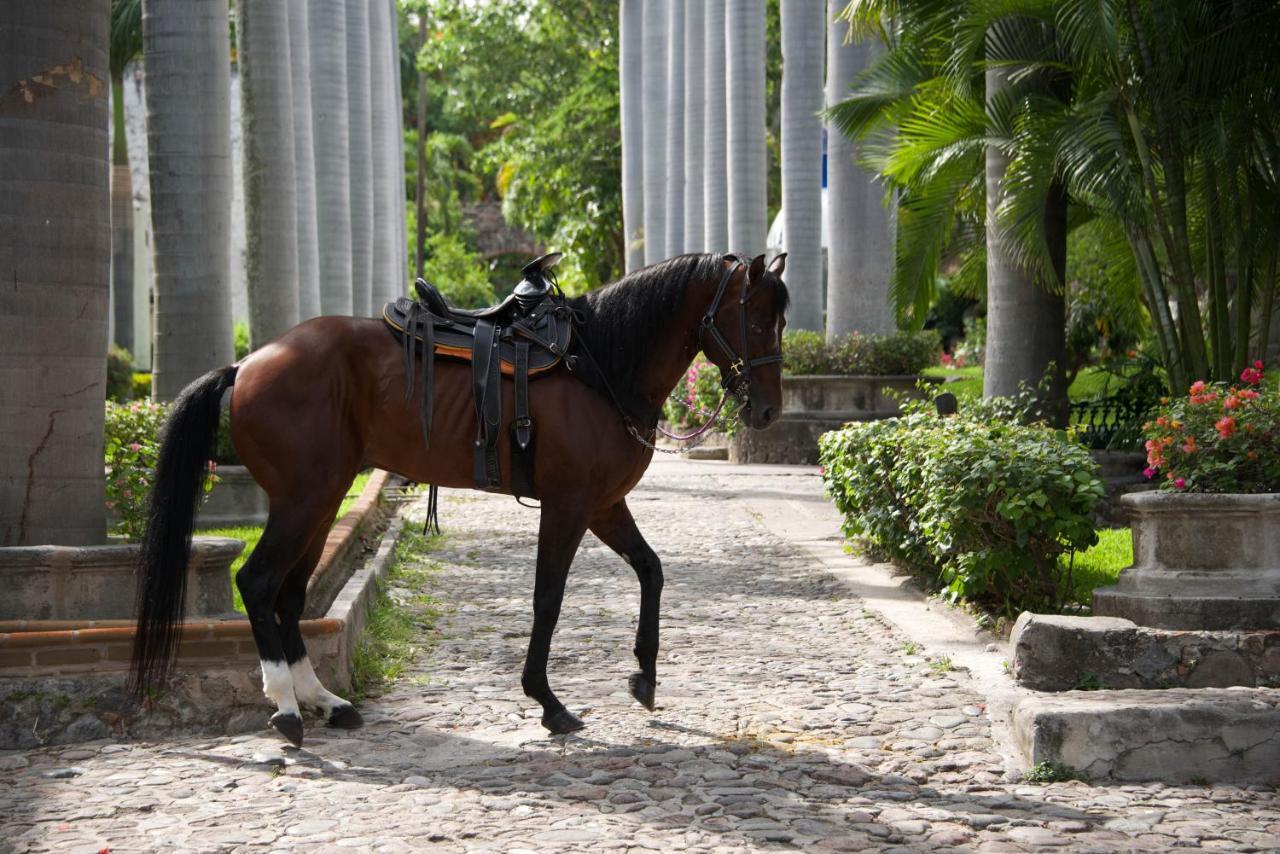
[
  {"left": 819, "top": 406, "right": 1104, "bottom": 615},
  {"left": 784, "top": 329, "right": 938, "bottom": 377}
]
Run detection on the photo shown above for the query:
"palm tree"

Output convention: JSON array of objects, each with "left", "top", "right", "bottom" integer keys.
[
  {"left": 110, "top": 0, "right": 143, "bottom": 355},
  {"left": 824, "top": 5, "right": 894, "bottom": 339},
  {"left": 369, "top": 0, "right": 399, "bottom": 308},
  {"left": 780, "top": 0, "right": 825, "bottom": 332},
  {"left": 310, "top": 0, "right": 352, "bottom": 316},
  {"left": 703, "top": 0, "right": 729, "bottom": 252},
  {"left": 346, "top": 0, "right": 374, "bottom": 317},
  {"left": 664, "top": 0, "right": 685, "bottom": 256},
  {"left": 143, "top": 0, "right": 235, "bottom": 400},
  {"left": 642, "top": 0, "right": 668, "bottom": 264},
  {"left": 0, "top": 0, "right": 111, "bottom": 546},
  {"left": 289, "top": 0, "right": 321, "bottom": 320},
  {"left": 682, "top": 0, "right": 706, "bottom": 253},
  {"left": 725, "top": 0, "right": 767, "bottom": 255},
  {"left": 620, "top": 0, "right": 645, "bottom": 271},
  {"left": 238, "top": 0, "right": 300, "bottom": 348}
]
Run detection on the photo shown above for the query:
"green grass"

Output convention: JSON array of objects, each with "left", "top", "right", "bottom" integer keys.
[
  {"left": 205, "top": 470, "right": 374, "bottom": 613},
  {"left": 1062, "top": 527, "right": 1133, "bottom": 604},
  {"left": 348, "top": 527, "right": 445, "bottom": 701},
  {"left": 924, "top": 365, "right": 1139, "bottom": 402}
]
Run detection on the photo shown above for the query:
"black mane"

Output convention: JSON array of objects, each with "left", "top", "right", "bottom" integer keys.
[{"left": 569, "top": 253, "right": 789, "bottom": 423}]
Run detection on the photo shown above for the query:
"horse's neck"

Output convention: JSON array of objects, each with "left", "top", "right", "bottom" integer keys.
[{"left": 634, "top": 275, "right": 716, "bottom": 415}]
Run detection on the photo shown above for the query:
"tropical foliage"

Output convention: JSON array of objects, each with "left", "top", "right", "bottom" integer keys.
[
  {"left": 830, "top": 0, "right": 1280, "bottom": 392},
  {"left": 820, "top": 392, "right": 1104, "bottom": 615}
]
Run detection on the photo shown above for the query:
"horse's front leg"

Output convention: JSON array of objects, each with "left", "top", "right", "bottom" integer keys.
[
  {"left": 523, "top": 502, "right": 589, "bottom": 734},
  {"left": 589, "top": 499, "right": 662, "bottom": 712}
]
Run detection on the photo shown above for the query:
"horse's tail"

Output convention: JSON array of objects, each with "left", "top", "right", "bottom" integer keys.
[{"left": 130, "top": 365, "right": 238, "bottom": 699}]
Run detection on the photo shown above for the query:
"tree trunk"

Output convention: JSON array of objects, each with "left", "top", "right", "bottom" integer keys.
[
  {"left": 390, "top": 0, "right": 408, "bottom": 296},
  {"left": 620, "top": 0, "right": 645, "bottom": 271},
  {"left": 310, "top": 0, "right": 352, "bottom": 315},
  {"left": 682, "top": 0, "right": 705, "bottom": 253},
  {"left": 111, "top": 75, "right": 135, "bottom": 354},
  {"left": 983, "top": 66, "right": 1066, "bottom": 419},
  {"left": 664, "top": 0, "right": 685, "bottom": 256},
  {"left": 703, "top": 0, "right": 729, "bottom": 253},
  {"left": 726, "top": 0, "right": 767, "bottom": 255},
  {"left": 0, "top": 0, "right": 111, "bottom": 546},
  {"left": 238, "top": 0, "right": 300, "bottom": 349},
  {"left": 289, "top": 0, "right": 322, "bottom": 320},
  {"left": 825, "top": 6, "right": 895, "bottom": 339},
  {"left": 346, "top": 0, "right": 374, "bottom": 316},
  {"left": 144, "top": 0, "right": 235, "bottom": 400},
  {"left": 415, "top": 12, "right": 427, "bottom": 280},
  {"left": 780, "top": 0, "right": 824, "bottom": 332},
  {"left": 642, "top": 0, "right": 668, "bottom": 264},
  {"left": 369, "top": 0, "right": 398, "bottom": 308}
]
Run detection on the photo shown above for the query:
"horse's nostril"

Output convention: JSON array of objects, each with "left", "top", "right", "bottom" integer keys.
[{"left": 761, "top": 406, "right": 777, "bottom": 425}]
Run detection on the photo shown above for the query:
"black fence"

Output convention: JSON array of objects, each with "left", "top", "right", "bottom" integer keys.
[{"left": 1069, "top": 395, "right": 1153, "bottom": 451}]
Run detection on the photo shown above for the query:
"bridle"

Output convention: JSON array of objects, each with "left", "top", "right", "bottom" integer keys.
[{"left": 698, "top": 255, "right": 785, "bottom": 405}]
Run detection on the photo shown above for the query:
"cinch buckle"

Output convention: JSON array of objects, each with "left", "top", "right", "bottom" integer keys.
[{"left": 512, "top": 415, "right": 533, "bottom": 430}]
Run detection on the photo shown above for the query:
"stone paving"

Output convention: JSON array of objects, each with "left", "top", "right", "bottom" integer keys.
[{"left": 3, "top": 459, "right": 1279, "bottom": 852}]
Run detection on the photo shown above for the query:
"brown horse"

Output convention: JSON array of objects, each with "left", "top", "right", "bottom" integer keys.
[{"left": 131, "top": 252, "right": 788, "bottom": 746}]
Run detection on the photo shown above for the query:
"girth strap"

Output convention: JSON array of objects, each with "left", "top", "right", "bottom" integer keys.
[
  {"left": 471, "top": 320, "right": 503, "bottom": 490},
  {"left": 510, "top": 339, "right": 535, "bottom": 498}
]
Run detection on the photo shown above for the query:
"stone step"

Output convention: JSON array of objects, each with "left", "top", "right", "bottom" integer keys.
[
  {"left": 1010, "top": 613, "right": 1280, "bottom": 691},
  {"left": 1012, "top": 687, "right": 1280, "bottom": 783}
]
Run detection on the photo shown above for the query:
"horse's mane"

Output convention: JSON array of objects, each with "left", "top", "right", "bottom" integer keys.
[{"left": 569, "top": 253, "right": 789, "bottom": 421}]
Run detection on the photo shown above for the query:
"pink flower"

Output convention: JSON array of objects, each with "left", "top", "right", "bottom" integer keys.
[
  {"left": 1174, "top": 477, "right": 1186, "bottom": 490},
  {"left": 1143, "top": 466, "right": 1157, "bottom": 480},
  {"left": 1215, "top": 416, "right": 1236, "bottom": 439},
  {"left": 1189, "top": 380, "right": 1207, "bottom": 395},
  {"left": 128, "top": 442, "right": 142, "bottom": 452}
]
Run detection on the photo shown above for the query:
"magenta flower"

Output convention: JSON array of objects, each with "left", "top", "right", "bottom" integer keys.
[
  {"left": 1174, "top": 477, "right": 1186, "bottom": 490},
  {"left": 1143, "top": 466, "right": 1157, "bottom": 480}
]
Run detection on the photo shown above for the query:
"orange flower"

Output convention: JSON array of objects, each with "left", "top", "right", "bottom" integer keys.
[
  {"left": 1190, "top": 380, "right": 1206, "bottom": 395},
  {"left": 1216, "top": 416, "right": 1236, "bottom": 438},
  {"left": 1225, "top": 395, "right": 1240, "bottom": 409},
  {"left": 1182, "top": 436, "right": 1197, "bottom": 454}
]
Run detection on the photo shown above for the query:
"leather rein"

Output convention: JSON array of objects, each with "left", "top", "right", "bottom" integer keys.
[{"left": 574, "top": 255, "right": 783, "bottom": 452}]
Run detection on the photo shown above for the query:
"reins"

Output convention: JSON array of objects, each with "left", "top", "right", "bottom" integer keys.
[{"left": 569, "top": 255, "right": 781, "bottom": 455}]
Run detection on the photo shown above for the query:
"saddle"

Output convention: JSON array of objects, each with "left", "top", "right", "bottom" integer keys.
[{"left": 382, "top": 253, "right": 576, "bottom": 498}]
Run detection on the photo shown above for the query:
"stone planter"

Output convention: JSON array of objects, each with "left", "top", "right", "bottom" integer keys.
[
  {"left": 1093, "top": 492, "right": 1280, "bottom": 630},
  {"left": 197, "top": 464, "right": 269, "bottom": 528},
  {"left": 730, "top": 374, "right": 939, "bottom": 465},
  {"left": 0, "top": 538, "right": 243, "bottom": 621}
]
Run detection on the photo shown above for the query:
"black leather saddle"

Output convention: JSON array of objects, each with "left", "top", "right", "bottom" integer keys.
[{"left": 382, "top": 253, "right": 576, "bottom": 498}]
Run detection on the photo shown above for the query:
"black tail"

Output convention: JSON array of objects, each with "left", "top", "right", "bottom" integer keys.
[{"left": 130, "top": 366, "right": 238, "bottom": 699}]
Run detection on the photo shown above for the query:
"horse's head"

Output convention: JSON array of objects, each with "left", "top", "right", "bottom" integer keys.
[{"left": 702, "top": 253, "right": 788, "bottom": 431}]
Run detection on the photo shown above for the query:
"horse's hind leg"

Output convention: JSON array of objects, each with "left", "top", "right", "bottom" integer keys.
[
  {"left": 276, "top": 528, "right": 363, "bottom": 729},
  {"left": 589, "top": 500, "right": 662, "bottom": 711},
  {"left": 236, "top": 503, "right": 331, "bottom": 747}
]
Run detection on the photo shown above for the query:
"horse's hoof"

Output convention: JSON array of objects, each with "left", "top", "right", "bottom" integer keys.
[
  {"left": 629, "top": 672, "right": 656, "bottom": 711},
  {"left": 269, "top": 711, "right": 305, "bottom": 747},
  {"left": 541, "top": 708, "right": 585, "bottom": 735},
  {"left": 327, "top": 704, "right": 364, "bottom": 730}
]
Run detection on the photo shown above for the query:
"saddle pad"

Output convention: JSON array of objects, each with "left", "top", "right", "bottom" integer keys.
[{"left": 382, "top": 297, "right": 571, "bottom": 377}]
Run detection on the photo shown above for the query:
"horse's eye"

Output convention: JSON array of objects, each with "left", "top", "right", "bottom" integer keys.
[{"left": 750, "top": 323, "right": 763, "bottom": 335}]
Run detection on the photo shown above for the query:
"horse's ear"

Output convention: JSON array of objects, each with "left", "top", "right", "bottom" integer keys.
[
  {"left": 748, "top": 253, "right": 767, "bottom": 282},
  {"left": 768, "top": 252, "right": 787, "bottom": 277}
]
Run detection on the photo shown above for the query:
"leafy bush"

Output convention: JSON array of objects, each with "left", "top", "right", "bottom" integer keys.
[
  {"left": 422, "top": 232, "right": 497, "bottom": 309},
  {"left": 1142, "top": 363, "right": 1280, "bottom": 493},
  {"left": 820, "top": 405, "right": 1103, "bottom": 615},
  {"left": 106, "top": 346, "right": 134, "bottom": 402},
  {"left": 782, "top": 330, "right": 829, "bottom": 374},
  {"left": 830, "top": 330, "right": 939, "bottom": 376},
  {"left": 233, "top": 320, "right": 251, "bottom": 360},
  {"left": 663, "top": 356, "right": 739, "bottom": 436},
  {"left": 106, "top": 400, "right": 218, "bottom": 539},
  {"left": 132, "top": 372, "right": 152, "bottom": 400},
  {"left": 783, "top": 330, "right": 939, "bottom": 377}
]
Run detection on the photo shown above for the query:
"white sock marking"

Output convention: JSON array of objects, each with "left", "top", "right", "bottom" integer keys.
[
  {"left": 290, "top": 656, "right": 349, "bottom": 715},
  {"left": 260, "top": 659, "right": 300, "bottom": 718}
]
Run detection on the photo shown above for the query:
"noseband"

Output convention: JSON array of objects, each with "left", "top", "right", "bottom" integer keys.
[{"left": 699, "top": 256, "right": 784, "bottom": 404}]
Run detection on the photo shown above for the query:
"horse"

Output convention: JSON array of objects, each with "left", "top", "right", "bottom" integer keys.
[{"left": 130, "top": 252, "right": 789, "bottom": 746}]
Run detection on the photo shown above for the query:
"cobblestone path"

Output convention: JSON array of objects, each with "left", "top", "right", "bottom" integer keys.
[{"left": 3, "top": 460, "right": 1279, "bottom": 851}]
